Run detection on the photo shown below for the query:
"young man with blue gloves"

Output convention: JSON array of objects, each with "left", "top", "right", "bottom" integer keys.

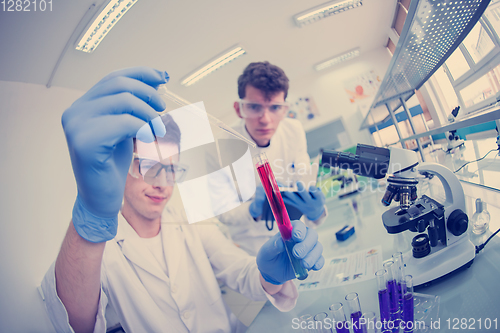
[
  {"left": 207, "top": 62, "right": 328, "bottom": 255},
  {"left": 41, "top": 67, "right": 324, "bottom": 333}
]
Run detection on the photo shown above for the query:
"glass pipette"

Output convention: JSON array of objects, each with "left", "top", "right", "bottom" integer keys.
[{"left": 157, "top": 84, "right": 256, "bottom": 148}]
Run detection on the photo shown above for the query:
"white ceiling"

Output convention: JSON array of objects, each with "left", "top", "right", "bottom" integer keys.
[{"left": 0, "top": 0, "right": 397, "bottom": 121}]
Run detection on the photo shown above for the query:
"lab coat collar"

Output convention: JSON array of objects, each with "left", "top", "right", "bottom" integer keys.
[{"left": 114, "top": 213, "right": 169, "bottom": 282}]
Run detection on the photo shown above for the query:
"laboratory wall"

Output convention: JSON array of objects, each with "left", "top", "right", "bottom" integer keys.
[
  {"left": 0, "top": 80, "right": 84, "bottom": 332},
  {"left": 290, "top": 47, "right": 392, "bottom": 146}
]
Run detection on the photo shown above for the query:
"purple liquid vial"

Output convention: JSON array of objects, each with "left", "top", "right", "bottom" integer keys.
[
  {"left": 387, "top": 279, "right": 401, "bottom": 332},
  {"left": 335, "top": 321, "right": 349, "bottom": 333},
  {"left": 378, "top": 289, "right": 390, "bottom": 323},
  {"left": 351, "top": 311, "right": 363, "bottom": 333},
  {"left": 387, "top": 279, "right": 399, "bottom": 312},
  {"left": 403, "top": 293, "right": 414, "bottom": 332}
]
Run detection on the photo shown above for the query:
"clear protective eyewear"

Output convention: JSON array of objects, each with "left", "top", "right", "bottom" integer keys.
[
  {"left": 238, "top": 100, "right": 289, "bottom": 119},
  {"left": 130, "top": 153, "right": 188, "bottom": 185}
]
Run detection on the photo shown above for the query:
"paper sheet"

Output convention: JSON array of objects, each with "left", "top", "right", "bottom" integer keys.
[{"left": 295, "top": 246, "right": 383, "bottom": 292}]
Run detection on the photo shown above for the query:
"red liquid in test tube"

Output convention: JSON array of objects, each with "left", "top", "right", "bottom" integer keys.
[{"left": 254, "top": 153, "right": 308, "bottom": 280}]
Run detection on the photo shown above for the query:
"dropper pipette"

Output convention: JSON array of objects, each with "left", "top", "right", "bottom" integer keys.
[{"left": 157, "top": 84, "right": 256, "bottom": 148}]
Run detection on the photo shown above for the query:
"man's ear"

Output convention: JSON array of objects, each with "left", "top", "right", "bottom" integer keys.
[{"left": 234, "top": 101, "right": 243, "bottom": 119}]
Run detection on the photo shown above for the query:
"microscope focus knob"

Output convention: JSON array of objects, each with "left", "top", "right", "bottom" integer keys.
[{"left": 447, "top": 209, "right": 468, "bottom": 236}]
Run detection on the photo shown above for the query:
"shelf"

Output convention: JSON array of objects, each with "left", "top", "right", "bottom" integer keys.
[
  {"left": 360, "top": 0, "right": 491, "bottom": 130},
  {"left": 398, "top": 104, "right": 500, "bottom": 143}
]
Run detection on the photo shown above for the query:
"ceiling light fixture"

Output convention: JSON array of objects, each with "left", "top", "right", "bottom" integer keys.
[
  {"left": 181, "top": 45, "right": 246, "bottom": 87},
  {"left": 76, "top": 0, "right": 139, "bottom": 53},
  {"left": 294, "top": 0, "right": 363, "bottom": 27},
  {"left": 314, "top": 48, "right": 360, "bottom": 71}
]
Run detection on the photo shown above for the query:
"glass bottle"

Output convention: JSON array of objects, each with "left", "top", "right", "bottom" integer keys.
[{"left": 471, "top": 198, "right": 490, "bottom": 235}]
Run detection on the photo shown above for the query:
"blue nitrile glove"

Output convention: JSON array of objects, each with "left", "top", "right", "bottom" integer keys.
[
  {"left": 62, "top": 67, "right": 169, "bottom": 242},
  {"left": 249, "top": 185, "right": 267, "bottom": 218},
  {"left": 256, "top": 220, "right": 324, "bottom": 285},
  {"left": 282, "top": 182, "right": 326, "bottom": 221}
]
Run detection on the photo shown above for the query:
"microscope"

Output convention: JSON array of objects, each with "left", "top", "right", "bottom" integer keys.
[{"left": 321, "top": 144, "right": 476, "bottom": 287}]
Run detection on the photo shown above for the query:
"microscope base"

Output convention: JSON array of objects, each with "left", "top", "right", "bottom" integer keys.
[{"left": 402, "top": 236, "right": 475, "bottom": 288}]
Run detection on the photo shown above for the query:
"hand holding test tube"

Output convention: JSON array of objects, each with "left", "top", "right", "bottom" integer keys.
[{"left": 255, "top": 153, "right": 324, "bottom": 284}]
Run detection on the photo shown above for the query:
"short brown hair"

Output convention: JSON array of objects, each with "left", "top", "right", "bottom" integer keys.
[{"left": 237, "top": 61, "right": 289, "bottom": 100}]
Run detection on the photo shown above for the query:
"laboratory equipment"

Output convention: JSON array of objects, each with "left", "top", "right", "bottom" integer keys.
[
  {"left": 329, "top": 303, "right": 349, "bottom": 333},
  {"left": 360, "top": 312, "right": 377, "bottom": 333},
  {"left": 299, "top": 314, "right": 314, "bottom": 333},
  {"left": 375, "top": 269, "right": 390, "bottom": 325},
  {"left": 383, "top": 260, "right": 401, "bottom": 330},
  {"left": 254, "top": 152, "right": 308, "bottom": 280},
  {"left": 157, "top": 84, "right": 256, "bottom": 148},
  {"left": 321, "top": 144, "right": 475, "bottom": 287},
  {"left": 338, "top": 170, "right": 361, "bottom": 198},
  {"left": 392, "top": 252, "right": 405, "bottom": 311},
  {"left": 471, "top": 198, "right": 490, "bottom": 235},
  {"left": 335, "top": 225, "right": 355, "bottom": 241},
  {"left": 313, "top": 312, "right": 332, "bottom": 333},
  {"left": 345, "top": 292, "right": 363, "bottom": 333},
  {"left": 402, "top": 275, "right": 414, "bottom": 333}
]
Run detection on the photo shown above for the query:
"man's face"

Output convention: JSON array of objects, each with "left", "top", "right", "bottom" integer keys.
[
  {"left": 124, "top": 141, "right": 179, "bottom": 221},
  {"left": 234, "top": 85, "right": 285, "bottom": 147}
]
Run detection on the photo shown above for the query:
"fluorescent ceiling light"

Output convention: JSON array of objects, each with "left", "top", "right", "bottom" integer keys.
[
  {"left": 294, "top": 0, "right": 362, "bottom": 27},
  {"left": 181, "top": 45, "right": 246, "bottom": 87},
  {"left": 314, "top": 48, "right": 360, "bottom": 71},
  {"left": 76, "top": 0, "right": 138, "bottom": 53}
]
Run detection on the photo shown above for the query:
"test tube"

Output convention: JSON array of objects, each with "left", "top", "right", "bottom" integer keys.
[
  {"left": 392, "top": 252, "right": 406, "bottom": 311},
  {"left": 402, "top": 275, "right": 414, "bottom": 332},
  {"left": 329, "top": 303, "right": 349, "bottom": 333},
  {"left": 313, "top": 312, "right": 333, "bottom": 333},
  {"left": 383, "top": 260, "right": 401, "bottom": 332},
  {"left": 299, "top": 314, "right": 314, "bottom": 333},
  {"left": 360, "top": 312, "right": 377, "bottom": 333},
  {"left": 254, "top": 152, "right": 308, "bottom": 280},
  {"left": 345, "top": 292, "right": 363, "bottom": 333},
  {"left": 376, "top": 269, "right": 390, "bottom": 325}
]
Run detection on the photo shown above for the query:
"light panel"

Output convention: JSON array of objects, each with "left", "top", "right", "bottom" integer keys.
[
  {"left": 181, "top": 45, "right": 246, "bottom": 87},
  {"left": 76, "top": 0, "right": 139, "bottom": 53},
  {"left": 294, "top": 0, "right": 362, "bottom": 27},
  {"left": 314, "top": 48, "right": 360, "bottom": 71}
]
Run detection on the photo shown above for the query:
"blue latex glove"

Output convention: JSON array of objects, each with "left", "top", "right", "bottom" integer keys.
[
  {"left": 282, "top": 181, "right": 326, "bottom": 221},
  {"left": 249, "top": 185, "right": 267, "bottom": 218},
  {"left": 62, "top": 67, "right": 169, "bottom": 242},
  {"left": 256, "top": 220, "right": 324, "bottom": 285}
]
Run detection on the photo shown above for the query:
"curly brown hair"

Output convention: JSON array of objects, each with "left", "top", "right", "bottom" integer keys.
[{"left": 237, "top": 61, "right": 289, "bottom": 100}]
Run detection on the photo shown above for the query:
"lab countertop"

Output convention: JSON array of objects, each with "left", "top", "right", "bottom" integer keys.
[{"left": 247, "top": 187, "right": 500, "bottom": 333}]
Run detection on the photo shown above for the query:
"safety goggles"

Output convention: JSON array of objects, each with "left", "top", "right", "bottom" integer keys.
[
  {"left": 130, "top": 153, "right": 188, "bottom": 185},
  {"left": 238, "top": 100, "right": 289, "bottom": 119}
]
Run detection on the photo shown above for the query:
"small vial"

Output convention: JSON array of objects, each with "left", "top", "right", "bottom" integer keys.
[
  {"left": 376, "top": 269, "right": 390, "bottom": 325},
  {"left": 299, "top": 314, "right": 313, "bottom": 333},
  {"left": 471, "top": 199, "right": 490, "bottom": 235},
  {"left": 392, "top": 252, "right": 406, "bottom": 311},
  {"left": 360, "top": 311, "right": 377, "bottom": 333},
  {"left": 345, "top": 292, "right": 363, "bottom": 333},
  {"left": 383, "top": 260, "right": 401, "bottom": 332},
  {"left": 329, "top": 303, "right": 349, "bottom": 333},
  {"left": 313, "top": 312, "right": 331, "bottom": 333},
  {"left": 402, "top": 275, "right": 414, "bottom": 332}
]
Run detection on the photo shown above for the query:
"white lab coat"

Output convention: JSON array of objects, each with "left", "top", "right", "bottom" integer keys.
[
  {"left": 40, "top": 206, "right": 298, "bottom": 332},
  {"left": 207, "top": 118, "right": 328, "bottom": 255}
]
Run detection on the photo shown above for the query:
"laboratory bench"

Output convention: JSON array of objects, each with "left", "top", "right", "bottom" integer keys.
[{"left": 247, "top": 184, "right": 500, "bottom": 333}]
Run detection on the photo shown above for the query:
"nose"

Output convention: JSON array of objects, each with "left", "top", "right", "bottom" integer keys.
[
  {"left": 151, "top": 168, "right": 169, "bottom": 188},
  {"left": 258, "top": 108, "right": 272, "bottom": 124}
]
